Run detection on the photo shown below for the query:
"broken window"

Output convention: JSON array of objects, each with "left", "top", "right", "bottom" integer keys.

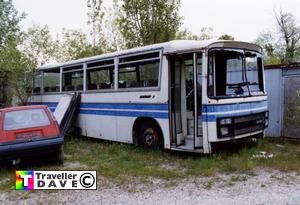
[{"left": 208, "top": 49, "right": 264, "bottom": 98}]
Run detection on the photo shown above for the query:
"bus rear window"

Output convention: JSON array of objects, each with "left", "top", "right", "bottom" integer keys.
[
  {"left": 44, "top": 68, "right": 60, "bottom": 92},
  {"left": 3, "top": 109, "right": 50, "bottom": 131}
]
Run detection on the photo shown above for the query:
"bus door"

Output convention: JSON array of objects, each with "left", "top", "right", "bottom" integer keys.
[
  {"left": 170, "top": 55, "right": 185, "bottom": 146},
  {"left": 193, "top": 53, "right": 203, "bottom": 148},
  {"left": 169, "top": 53, "right": 203, "bottom": 149}
]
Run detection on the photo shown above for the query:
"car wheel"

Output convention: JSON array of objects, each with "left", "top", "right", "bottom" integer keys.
[
  {"left": 56, "top": 146, "right": 64, "bottom": 165},
  {"left": 139, "top": 121, "right": 163, "bottom": 149}
]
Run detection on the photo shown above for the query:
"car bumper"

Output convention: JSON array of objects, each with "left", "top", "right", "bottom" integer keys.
[{"left": 0, "top": 136, "right": 64, "bottom": 160}]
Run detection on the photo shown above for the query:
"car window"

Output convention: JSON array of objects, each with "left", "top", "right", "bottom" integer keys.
[{"left": 3, "top": 108, "right": 50, "bottom": 131}]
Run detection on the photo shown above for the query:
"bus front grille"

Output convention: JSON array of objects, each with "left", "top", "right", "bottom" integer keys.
[{"left": 217, "top": 112, "right": 268, "bottom": 138}]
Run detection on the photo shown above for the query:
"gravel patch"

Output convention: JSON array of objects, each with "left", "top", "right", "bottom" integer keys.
[{"left": 1, "top": 170, "right": 300, "bottom": 205}]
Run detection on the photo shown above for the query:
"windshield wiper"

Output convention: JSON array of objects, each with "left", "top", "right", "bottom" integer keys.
[
  {"left": 227, "top": 82, "right": 258, "bottom": 88},
  {"left": 227, "top": 82, "right": 259, "bottom": 95}
]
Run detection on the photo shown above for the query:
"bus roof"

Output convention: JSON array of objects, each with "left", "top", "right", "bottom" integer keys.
[{"left": 38, "top": 40, "right": 262, "bottom": 71}]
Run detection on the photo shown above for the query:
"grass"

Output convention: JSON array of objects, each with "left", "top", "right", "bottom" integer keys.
[{"left": 0, "top": 136, "right": 300, "bottom": 191}]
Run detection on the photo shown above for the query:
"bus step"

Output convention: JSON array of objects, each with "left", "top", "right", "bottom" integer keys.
[{"left": 176, "top": 136, "right": 199, "bottom": 151}]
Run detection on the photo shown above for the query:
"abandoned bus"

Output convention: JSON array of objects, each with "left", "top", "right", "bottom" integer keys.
[{"left": 29, "top": 40, "right": 268, "bottom": 153}]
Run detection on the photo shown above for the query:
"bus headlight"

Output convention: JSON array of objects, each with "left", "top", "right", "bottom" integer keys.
[
  {"left": 265, "top": 112, "right": 269, "bottom": 127},
  {"left": 220, "top": 118, "right": 232, "bottom": 125},
  {"left": 265, "top": 119, "right": 269, "bottom": 127},
  {"left": 265, "top": 111, "right": 269, "bottom": 118},
  {"left": 220, "top": 127, "right": 229, "bottom": 136}
]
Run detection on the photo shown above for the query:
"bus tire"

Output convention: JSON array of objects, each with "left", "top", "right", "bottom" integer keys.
[{"left": 139, "top": 121, "right": 164, "bottom": 149}]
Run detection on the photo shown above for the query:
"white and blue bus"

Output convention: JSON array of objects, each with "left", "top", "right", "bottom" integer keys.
[{"left": 29, "top": 40, "right": 268, "bottom": 153}]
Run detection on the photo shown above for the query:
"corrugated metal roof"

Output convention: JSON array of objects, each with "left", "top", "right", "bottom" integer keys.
[{"left": 265, "top": 62, "right": 300, "bottom": 70}]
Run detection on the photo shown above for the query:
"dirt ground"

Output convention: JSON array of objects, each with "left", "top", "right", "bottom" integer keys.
[{"left": 1, "top": 169, "right": 300, "bottom": 205}]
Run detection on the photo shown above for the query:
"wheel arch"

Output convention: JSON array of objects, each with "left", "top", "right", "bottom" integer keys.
[{"left": 132, "top": 117, "right": 164, "bottom": 147}]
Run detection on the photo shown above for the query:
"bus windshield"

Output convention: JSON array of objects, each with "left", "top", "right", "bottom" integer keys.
[{"left": 208, "top": 49, "right": 264, "bottom": 98}]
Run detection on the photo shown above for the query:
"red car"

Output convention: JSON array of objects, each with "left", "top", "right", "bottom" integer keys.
[{"left": 0, "top": 105, "right": 64, "bottom": 164}]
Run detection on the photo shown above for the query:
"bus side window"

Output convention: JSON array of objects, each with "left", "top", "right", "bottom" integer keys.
[
  {"left": 86, "top": 59, "right": 115, "bottom": 90},
  {"left": 43, "top": 68, "right": 60, "bottom": 92},
  {"left": 87, "top": 66, "right": 114, "bottom": 90},
  {"left": 62, "top": 65, "right": 84, "bottom": 91},
  {"left": 33, "top": 72, "right": 42, "bottom": 94},
  {"left": 118, "top": 52, "right": 160, "bottom": 89}
]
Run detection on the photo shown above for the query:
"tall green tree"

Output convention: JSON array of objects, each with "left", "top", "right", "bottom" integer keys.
[
  {"left": 0, "top": 0, "right": 25, "bottom": 106},
  {"left": 255, "top": 31, "right": 281, "bottom": 65},
  {"left": 275, "top": 10, "right": 300, "bottom": 64},
  {"left": 4, "top": 23, "right": 58, "bottom": 105},
  {"left": 255, "top": 10, "right": 300, "bottom": 64},
  {"left": 55, "top": 29, "right": 95, "bottom": 62},
  {"left": 117, "top": 0, "right": 182, "bottom": 48},
  {"left": 20, "top": 25, "right": 57, "bottom": 67},
  {"left": 87, "top": 0, "right": 106, "bottom": 55},
  {"left": 102, "top": 0, "right": 126, "bottom": 51},
  {"left": 9, "top": 49, "right": 34, "bottom": 105}
]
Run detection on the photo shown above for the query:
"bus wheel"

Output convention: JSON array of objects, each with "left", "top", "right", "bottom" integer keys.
[{"left": 139, "top": 122, "right": 163, "bottom": 149}]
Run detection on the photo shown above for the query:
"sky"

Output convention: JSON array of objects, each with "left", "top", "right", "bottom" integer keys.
[{"left": 13, "top": 0, "right": 300, "bottom": 42}]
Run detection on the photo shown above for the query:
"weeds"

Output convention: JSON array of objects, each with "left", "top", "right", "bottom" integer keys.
[{"left": 0, "top": 137, "right": 299, "bottom": 191}]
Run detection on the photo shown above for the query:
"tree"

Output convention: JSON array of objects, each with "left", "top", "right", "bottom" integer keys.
[
  {"left": 55, "top": 29, "right": 95, "bottom": 62},
  {"left": 177, "top": 27, "right": 214, "bottom": 40},
  {"left": 255, "top": 31, "right": 281, "bottom": 65},
  {"left": 255, "top": 10, "right": 300, "bottom": 64},
  {"left": 219, "top": 34, "right": 234, "bottom": 40},
  {"left": 0, "top": 0, "right": 25, "bottom": 106},
  {"left": 9, "top": 49, "right": 34, "bottom": 105},
  {"left": 20, "top": 25, "right": 57, "bottom": 67},
  {"left": 10, "top": 25, "right": 57, "bottom": 105},
  {"left": 275, "top": 10, "right": 300, "bottom": 64},
  {"left": 102, "top": 0, "right": 126, "bottom": 51},
  {"left": 87, "top": 0, "right": 106, "bottom": 55},
  {"left": 117, "top": 0, "right": 182, "bottom": 48}
]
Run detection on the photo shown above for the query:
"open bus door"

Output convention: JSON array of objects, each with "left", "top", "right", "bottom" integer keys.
[{"left": 169, "top": 52, "right": 203, "bottom": 151}]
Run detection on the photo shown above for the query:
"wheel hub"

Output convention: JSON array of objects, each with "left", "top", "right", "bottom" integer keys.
[
  {"left": 144, "top": 128, "right": 157, "bottom": 147},
  {"left": 145, "top": 133, "right": 154, "bottom": 146}
]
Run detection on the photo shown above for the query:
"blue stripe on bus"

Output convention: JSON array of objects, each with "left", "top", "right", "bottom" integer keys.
[
  {"left": 31, "top": 101, "right": 267, "bottom": 113},
  {"left": 202, "top": 101, "right": 267, "bottom": 113},
  {"left": 30, "top": 101, "right": 267, "bottom": 121},
  {"left": 80, "top": 103, "right": 168, "bottom": 111},
  {"left": 79, "top": 110, "right": 168, "bottom": 119},
  {"left": 29, "top": 102, "right": 169, "bottom": 119},
  {"left": 29, "top": 102, "right": 168, "bottom": 111},
  {"left": 202, "top": 108, "right": 268, "bottom": 122}
]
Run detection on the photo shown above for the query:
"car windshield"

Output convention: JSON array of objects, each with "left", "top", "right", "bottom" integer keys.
[
  {"left": 3, "top": 108, "right": 50, "bottom": 131},
  {"left": 208, "top": 49, "right": 264, "bottom": 98}
]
